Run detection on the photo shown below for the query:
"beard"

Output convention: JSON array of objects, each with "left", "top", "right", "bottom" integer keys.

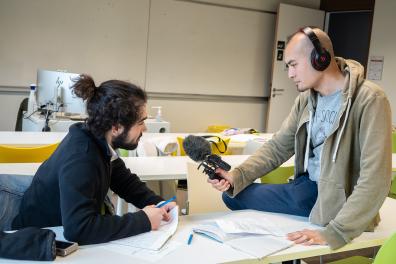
[{"left": 112, "top": 130, "right": 141, "bottom": 151}]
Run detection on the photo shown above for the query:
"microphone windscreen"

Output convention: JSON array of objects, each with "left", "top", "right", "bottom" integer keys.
[{"left": 183, "top": 135, "right": 211, "bottom": 161}]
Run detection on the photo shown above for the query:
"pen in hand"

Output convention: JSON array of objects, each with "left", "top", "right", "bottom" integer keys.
[
  {"left": 156, "top": 195, "right": 176, "bottom": 208},
  {"left": 187, "top": 233, "right": 193, "bottom": 245}
]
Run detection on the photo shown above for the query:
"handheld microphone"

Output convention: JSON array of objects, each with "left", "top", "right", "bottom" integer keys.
[{"left": 183, "top": 135, "right": 231, "bottom": 180}]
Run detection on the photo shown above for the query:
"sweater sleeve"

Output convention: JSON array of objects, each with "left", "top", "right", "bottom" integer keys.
[
  {"left": 110, "top": 158, "right": 164, "bottom": 208},
  {"left": 59, "top": 156, "right": 153, "bottom": 245},
  {"left": 320, "top": 92, "right": 392, "bottom": 249},
  {"left": 226, "top": 95, "right": 303, "bottom": 197}
]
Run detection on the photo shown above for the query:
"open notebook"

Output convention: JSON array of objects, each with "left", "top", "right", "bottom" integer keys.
[{"left": 193, "top": 211, "right": 294, "bottom": 259}]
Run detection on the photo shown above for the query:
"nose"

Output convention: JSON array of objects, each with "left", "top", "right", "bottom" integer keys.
[{"left": 142, "top": 122, "right": 147, "bottom": 132}]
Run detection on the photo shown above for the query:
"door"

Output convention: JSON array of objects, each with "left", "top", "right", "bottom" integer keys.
[{"left": 266, "top": 4, "right": 325, "bottom": 132}]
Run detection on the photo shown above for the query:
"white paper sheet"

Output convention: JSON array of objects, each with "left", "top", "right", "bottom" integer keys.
[
  {"left": 227, "top": 235, "right": 293, "bottom": 259},
  {"left": 104, "top": 240, "right": 182, "bottom": 263},
  {"left": 215, "top": 210, "right": 285, "bottom": 236},
  {"left": 110, "top": 206, "right": 179, "bottom": 251}
]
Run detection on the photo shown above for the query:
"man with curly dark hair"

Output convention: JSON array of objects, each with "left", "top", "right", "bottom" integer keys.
[{"left": 11, "top": 75, "right": 176, "bottom": 245}]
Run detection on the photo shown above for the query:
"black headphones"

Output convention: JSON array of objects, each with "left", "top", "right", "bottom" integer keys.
[{"left": 301, "top": 27, "right": 331, "bottom": 71}]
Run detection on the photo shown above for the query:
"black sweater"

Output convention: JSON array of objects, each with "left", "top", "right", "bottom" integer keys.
[{"left": 12, "top": 123, "right": 163, "bottom": 245}]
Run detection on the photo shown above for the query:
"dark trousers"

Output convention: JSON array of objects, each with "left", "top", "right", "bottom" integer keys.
[{"left": 222, "top": 174, "right": 318, "bottom": 217}]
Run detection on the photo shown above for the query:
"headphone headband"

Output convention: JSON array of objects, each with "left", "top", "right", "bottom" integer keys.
[
  {"left": 300, "top": 27, "right": 331, "bottom": 71},
  {"left": 301, "top": 27, "right": 323, "bottom": 54}
]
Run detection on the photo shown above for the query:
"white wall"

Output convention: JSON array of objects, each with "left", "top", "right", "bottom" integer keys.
[
  {"left": 0, "top": 0, "right": 320, "bottom": 132},
  {"left": 368, "top": 0, "right": 396, "bottom": 125},
  {"left": 147, "top": 98, "right": 267, "bottom": 132}
]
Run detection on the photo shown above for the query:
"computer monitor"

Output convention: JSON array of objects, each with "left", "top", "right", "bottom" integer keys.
[{"left": 36, "top": 69, "right": 86, "bottom": 115}]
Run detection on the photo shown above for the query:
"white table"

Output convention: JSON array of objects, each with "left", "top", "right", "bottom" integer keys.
[
  {"left": 0, "top": 131, "right": 272, "bottom": 153},
  {"left": 0, "top": 155, "right": 290, "bottom": 181},
  {"left": 0, "top": 131, "right": 66, "bottom": 146},
  {"left": 21, "top": 114, "right": 171, "bottom": 133},
  {"left": 1, "top": 153, "right": 394, "bottom": 180},
  {"left": 2, "top": 198, "right": 396, "bottom": 264}
]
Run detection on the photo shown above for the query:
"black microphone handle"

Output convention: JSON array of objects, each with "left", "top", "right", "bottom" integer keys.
[{"left": 206, "top": 154, "right": 231, "bottom": 171}]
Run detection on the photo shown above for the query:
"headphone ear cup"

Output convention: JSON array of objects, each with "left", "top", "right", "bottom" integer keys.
[{"left": 310, "top": 48, "right": 331, "bottom": 71}]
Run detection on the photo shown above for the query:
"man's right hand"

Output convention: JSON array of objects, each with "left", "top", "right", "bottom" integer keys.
[
  {"left": 142, "top": 205, "right": 167, "bottom": 230},
  {"left": 207, "top": 168, "right": 234, "bottom": 192}
]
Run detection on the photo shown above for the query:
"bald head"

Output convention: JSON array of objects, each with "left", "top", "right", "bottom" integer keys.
[{"left": 287, "top": 27, "right": 334, "bottom": 58}]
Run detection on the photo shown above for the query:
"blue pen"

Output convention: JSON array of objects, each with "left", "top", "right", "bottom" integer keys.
[
  {"left": 156, "top": 195, "right": 176, "bottom": 208},
  {"left": 187, "top": 233, "right": 193, "bottom": 245}
]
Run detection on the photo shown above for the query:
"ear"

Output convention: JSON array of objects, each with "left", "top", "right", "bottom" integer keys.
[{"left": 111, "top": 124, "right": 124, "bottom": 137}]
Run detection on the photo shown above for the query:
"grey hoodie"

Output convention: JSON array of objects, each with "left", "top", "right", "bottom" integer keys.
[{"left": 227, "top": 58, "right": 392, "bottom": 249}]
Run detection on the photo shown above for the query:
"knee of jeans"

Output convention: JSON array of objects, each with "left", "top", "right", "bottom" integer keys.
[
  {"left": 222, "top": 192, "right": 230, "bottom": 202},
  {"left": 222, "top": 192, "right": 232, "bottom": 205},
  {"left": 222, "top": 192, "right": 239, "bottom": 210},
  {"left": 0, "top": 192, "right": 22, "bottom": 231}
]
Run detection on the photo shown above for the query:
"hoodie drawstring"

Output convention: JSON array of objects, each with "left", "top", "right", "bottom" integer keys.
[
  {"left": 332, "top": 97, "right": 351, "bottom": 162},
  {"left": 304, "top": 111, "right": 313, "bottom": 172},
  {"left": 303, "top": 97, "right": 351, "bottom": 169}
]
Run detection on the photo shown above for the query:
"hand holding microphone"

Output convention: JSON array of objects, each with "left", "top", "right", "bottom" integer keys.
[
  {"left": 208, "top": 168, "right": 233, "bottom": 192},
  {"left": 183, "top": 135, "right": 233, "bottom": 190}
]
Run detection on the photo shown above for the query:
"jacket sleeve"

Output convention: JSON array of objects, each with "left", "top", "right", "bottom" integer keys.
[
  {"left": 110, "top": 158, "right": 164, "bottom": 208},
  {"left": 320, "top": 92, "right": 392, "bottom": 249},
  {"left": 59, "top": 156, "right": 153, "bottom": 245},
  {"left": 227, "top": 95, "right": 304, "bottom": 197}
]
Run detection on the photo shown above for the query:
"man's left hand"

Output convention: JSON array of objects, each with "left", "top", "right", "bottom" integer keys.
[{"left": 287, "top": 229, "right": 327, "bottom": 246}]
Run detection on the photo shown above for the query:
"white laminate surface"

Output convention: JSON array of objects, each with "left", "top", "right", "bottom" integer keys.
[{"left": 2, "top": 198, "right": 395, "bottom": 264}]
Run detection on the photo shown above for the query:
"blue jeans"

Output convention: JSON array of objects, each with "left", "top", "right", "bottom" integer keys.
[
  {"left": 0, "top": 174, "right": 33, "bottom": 231},
  {"left": 222, "top": 174, "right": 317, "bottom": 217}
]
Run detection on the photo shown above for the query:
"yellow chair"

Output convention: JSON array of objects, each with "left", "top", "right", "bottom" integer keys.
[
  {"left": 260, "top": 166, "right": 294, "bottom": 184},
  {"left": 328, "top": 232, "right": 396, "bottom": 264},
  {"left": 0, "top": 143, "right": 59, "bottom": 163},
  {"left": 118, "top": 148, "right": 129, "bottom": 157},
  {"left": 206, "top": 125, "right": 230, "bottom": 133},
  {"left": 177, "top": 136, "right": 231, "bottom": 156},
  {"left": 389, "top": 179, "right": 396, "bottom": 199},
  {"left": 243, "top": 139, "right": 294, "bottom": 185}
]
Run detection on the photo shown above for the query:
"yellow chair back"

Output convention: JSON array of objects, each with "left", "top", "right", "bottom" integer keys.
[
  {"left": 392, "top": 132, "right": 396, "bottom": 153},
  {"left": 260, "top": 166, "right": 294, "bottom": 184},
  {"left": 177, "top": 136, "right": 231, "bottom": 156},
  {"left": 0, "top": 143, "right": 59, "bottom": 163},
  {"left": 206, "top": 125, "right": 230, "bottom": 133}
]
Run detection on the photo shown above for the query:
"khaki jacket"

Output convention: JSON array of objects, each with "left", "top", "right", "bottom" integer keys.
[{"left": 228, "top": 58, "right": 392, "bottom": 249}]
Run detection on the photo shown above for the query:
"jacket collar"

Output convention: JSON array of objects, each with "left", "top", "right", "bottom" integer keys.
[{"left": 71, "top": 123, "right": 113, "bottom": 161}]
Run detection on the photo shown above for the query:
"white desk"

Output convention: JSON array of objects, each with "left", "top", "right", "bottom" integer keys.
[
  {"left": 0, "top": 155, "right": 272, "bottom": 181},
  {"left": 0, "top": 131, "right": 66, "bottom": 146},
  {"left": 21, "top": 114, "right": 171, "bottom": 133},
  {"left": 1, "top": 153, "right": 394, "bottom": 180},
  {"left": 0, "top": 131, "right": 272, "bottom": 153},
  {"left": 2, "top": 198, "right": 396, "bottom": 264}
]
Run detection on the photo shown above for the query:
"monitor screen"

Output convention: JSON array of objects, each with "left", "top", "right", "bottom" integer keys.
[{"left": 37, "top": 69, "right": 86, "bottom": 115}]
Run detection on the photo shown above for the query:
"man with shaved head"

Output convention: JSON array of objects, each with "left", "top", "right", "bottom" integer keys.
[{"left": 209, "top": 27, "right": 392, "bottom": 249}]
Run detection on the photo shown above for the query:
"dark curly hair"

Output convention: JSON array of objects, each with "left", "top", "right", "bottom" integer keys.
[{"left": 71, "top": 74, "right": 147, "bottom": 137}]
